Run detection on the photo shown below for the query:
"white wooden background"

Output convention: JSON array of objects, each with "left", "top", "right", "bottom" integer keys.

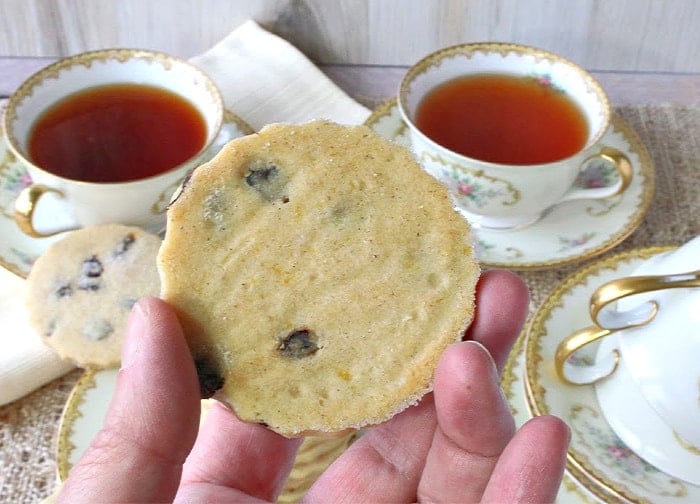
[{"left": 1, "top": 0, "right": 700, "bottom": 73}]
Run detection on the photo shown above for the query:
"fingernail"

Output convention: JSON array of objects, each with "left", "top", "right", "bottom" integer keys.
[
  {"left": 121, "top": 298, "right": 148, "bottom": 370},
  {"left": 464, "top": 340, "right": 500, "bottom": 382},
  {"left": 465, "top": 340, "right": 495, "bottom": 365}
]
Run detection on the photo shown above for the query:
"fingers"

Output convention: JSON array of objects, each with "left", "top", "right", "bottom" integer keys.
[
  {"left": 178, "top": 401, "right": 303, "bottom": 502},
  {"left": 302, "top": 395, "right": 438, "bottom": 502},
  {"left": 59, "top": 297, "right": 201, "bottom": 503},
  {"left": 417, "top": 341, "right": 516, "bottom": 502},
  {"left": 304, "top": 269, "right": 529, "bottom": 502},
  {"left": 466, "top": 269, "right": 529, "bottom": 372},
  {"left": 481, "top": 415, "right": 570, "bottom": 503}
]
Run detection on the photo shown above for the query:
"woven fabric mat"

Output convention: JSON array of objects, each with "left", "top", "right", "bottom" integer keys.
[{"left": 1, "top": 103, "right": 698, "bottom": 503}]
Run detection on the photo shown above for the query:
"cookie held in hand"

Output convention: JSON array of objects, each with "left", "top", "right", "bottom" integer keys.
[
  {"left": 25, "top": 224, "right": 161, "bottom": 368},
  {"left": 158, "top": 120, "right": 480, "bottom": 437}
]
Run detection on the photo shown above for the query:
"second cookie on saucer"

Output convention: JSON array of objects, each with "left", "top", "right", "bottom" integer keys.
[{"left": 25, "top": 224, "right": 161, "bottom": 368}]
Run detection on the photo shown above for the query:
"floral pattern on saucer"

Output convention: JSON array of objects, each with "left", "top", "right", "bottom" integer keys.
[
  {"left": 365, "top": 99, "right": 655, "bottom": 270},
  {"left": 0, "top": 102, "right": 253, "bottom": 278},
  {"left": 522, "top": 246, "right": 700, "bottom": 503}
]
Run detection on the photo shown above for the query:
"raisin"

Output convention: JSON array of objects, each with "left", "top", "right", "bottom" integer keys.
[
  {"left": 195, "top": 354, "right": 225, "bottom": 398},
  {"left": 114, "top": 233, "right": 136, "bottom": 257},
  {"left": 55, "top": 284, "right": 73, "bottom": 298},
  {"left": 78, "top": 256, "right": 104, "bottom": 291},
  {"left": 279, "top": 329, "right": 319, "bottom": 358},
  {"left": 245, "top": 163, "right": 288, "bottom": 202},
  {"left": 83, "top": 319, "right": 114, "bottom": 341}
]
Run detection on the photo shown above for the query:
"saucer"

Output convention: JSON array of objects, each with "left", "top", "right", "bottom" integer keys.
[
  {"left": 56, "top": 368, "right": 355, "bottom": 501},
  {"left": 365, "top": 99, "right": 655, "bottom": 270},
  {"left": 0, "top": 103, "right": 253, "bottom": 278},
  {"left": 523, "top": 246, "right": 700, "bottom": 503}
]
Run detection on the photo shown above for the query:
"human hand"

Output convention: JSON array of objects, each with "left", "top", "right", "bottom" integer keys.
[{"left": 58, "top": 269, "right": 569, "bottom": 503}]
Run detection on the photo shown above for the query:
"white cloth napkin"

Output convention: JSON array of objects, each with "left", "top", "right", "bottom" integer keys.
[
  {"left": 0, "top": 20, "right": 371, "bottom": 406},
  {"left": 0, "top": 267, "right": 74, "bottom": 405},
  {"left": 190, "top": 19, "right": 371, "bottom": 130}
]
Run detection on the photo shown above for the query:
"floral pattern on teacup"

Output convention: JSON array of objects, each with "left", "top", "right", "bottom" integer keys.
[
  {"left": 575, "top": 158, "right": 620, "bottom": 190},
  {"left": 418, "top": 151, "right": 520, "bottom": 209},
  {"left": 448, "top": 174, "right": 508, "bottom": 209},
  {"left": 0, "top": 151, "right": 30, "bottom": 219},
  {"left": 526, "top": 73, "right": 565, "bottom": 94}
]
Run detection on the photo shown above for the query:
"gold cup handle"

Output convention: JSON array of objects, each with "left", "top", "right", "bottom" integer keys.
[
  {"left": 559, "top": 146, "right": 633, "bottom": 204},
  {"left": 556, "top": 267, "right": 700, "bottom": 385},
  {"left": 590, "top": 270, "right": 700, "bottom": 329},
  {"left": 588, "top": 146, "right": 633, "bottom": 197},
  {"left": 555, "top": 325, "right": 621, "bottom": 385},
  {"left": 14, "top": 184, "right": 78, "bottom": 238},
  {"left": 582, "top": 147, "right": 634, "bottom": 198}
]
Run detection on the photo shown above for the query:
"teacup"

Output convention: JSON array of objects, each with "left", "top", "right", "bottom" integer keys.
[
  {"left": 398, "top": 43, "right": 633, "bottom": 230},
  {"left": 555, "top": 236, "right": 700, "bottom": 483},
  {"left": 4, "top": 48, "right": 224, "bottom": 237}
]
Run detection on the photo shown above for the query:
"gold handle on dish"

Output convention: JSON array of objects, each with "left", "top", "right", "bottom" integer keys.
[
  {"left": 590, "top": 270, "right": 700, "bottom": 329},
  {"left": 14, "top": 184, "right": 78, "bottom": 238}
]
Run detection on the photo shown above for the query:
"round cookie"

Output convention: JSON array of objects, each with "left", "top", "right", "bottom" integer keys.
[
  {"left": 158, "top": 120, "right": 480, "bottom": 437},
  {"left": 25, "top": 224, "right": 161, "bottom": 368}
]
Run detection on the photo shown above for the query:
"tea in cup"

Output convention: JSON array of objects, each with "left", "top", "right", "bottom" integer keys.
[
  {"left": 4, "top": 48, "right": 224, "bottom": 237},
  {"left": 555, "top": 236, "right": 700, "bottom": 483},
  {"left": 398, "top": 43, "right": 633, "bottom": 229}
]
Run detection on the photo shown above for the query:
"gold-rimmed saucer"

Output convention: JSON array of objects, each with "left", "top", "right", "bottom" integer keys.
[
  {"left": 523, "top": 246, "right": 700, "bottom": 503},
  {"left": 365, "top": 99, "right": 655, "bottom": 270},
  {"left": 0, "top": 102, "right": 253, "bottom": 278}
]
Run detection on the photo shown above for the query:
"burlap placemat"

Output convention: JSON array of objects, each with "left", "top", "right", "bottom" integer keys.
[{"left": 1, "top": 103, "right": 698, "bottom": 503}]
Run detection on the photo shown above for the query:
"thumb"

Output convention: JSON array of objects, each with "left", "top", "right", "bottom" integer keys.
[{"left": 59, "top": 296, "right": 201, "bottom": 503}]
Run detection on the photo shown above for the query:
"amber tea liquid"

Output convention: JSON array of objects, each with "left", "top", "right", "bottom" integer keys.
[
  {"left": 28, "top": 83, "right": 207, "bottom": 183},
  {"left": 415, "top": 73, "right": 589, "bottom": 165}
]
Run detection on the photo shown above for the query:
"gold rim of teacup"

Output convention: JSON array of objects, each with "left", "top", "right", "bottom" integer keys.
[
  {"left": 2, "top": 48, "right": 225, "bottom": 187},
  {"left": 398, "top": 42, "right": 611, "bottom": 167}
]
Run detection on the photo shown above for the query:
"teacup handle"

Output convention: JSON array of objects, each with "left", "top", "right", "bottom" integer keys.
[
  {"left": 591, "top": 270, "right": 700, "bottom": 329},
  {"left": 555, "top": 325, "right": 620, "bottom": 385},
  {"left": 14, "top": 184, "right": 79, "bottom": 237},
  {"left": 556, "top": 268, "right": 700, "bottom": 385},
  {"left": 559, "top": 146, "right": 633, "bottom": 203}
]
